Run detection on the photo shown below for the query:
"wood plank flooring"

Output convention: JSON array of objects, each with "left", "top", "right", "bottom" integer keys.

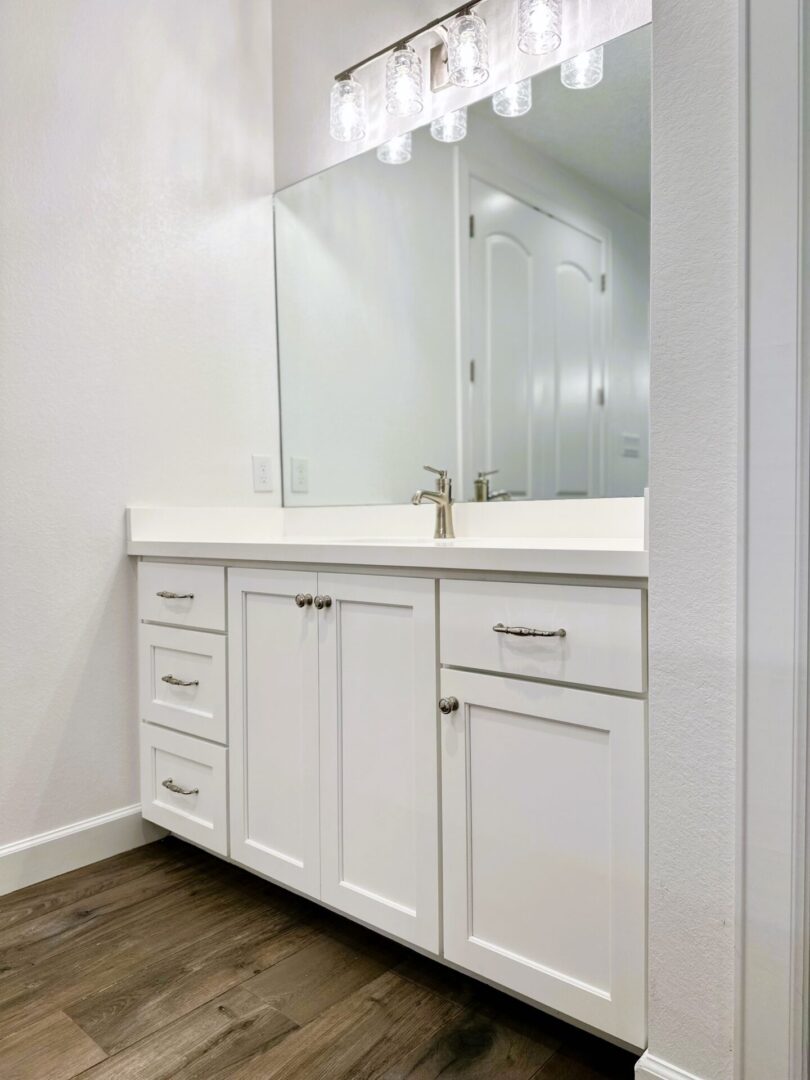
[{"left": 0, "top": 838, "right": 638, "bottom": 1079}]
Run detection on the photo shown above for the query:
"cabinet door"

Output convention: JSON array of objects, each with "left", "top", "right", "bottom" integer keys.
[
  {"left": 441, "top": 669, "right": 646, "bottom": 1047},
  {"left": 318, "top": 573, "right": 439, "bottom": 952},
  {"left": 228, "top": 568, "right": 320, "bottom": 897}
]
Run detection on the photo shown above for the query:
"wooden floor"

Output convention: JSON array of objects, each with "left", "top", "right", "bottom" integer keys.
[{"left": 0, "top": 838, "right": 638, "bottom": 1079}]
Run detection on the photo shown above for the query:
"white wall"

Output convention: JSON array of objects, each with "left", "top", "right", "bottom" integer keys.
[
  {"left": 643, "top": 0, "right": 741, "bottom": 1076},
  {"left": 0, "top": 0, "right": 278, "bottom": 848}
]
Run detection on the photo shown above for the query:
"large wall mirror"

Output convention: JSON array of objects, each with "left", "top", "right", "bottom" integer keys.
[{"left": 275, "top": 25, "right": 650, "bottom": 507}]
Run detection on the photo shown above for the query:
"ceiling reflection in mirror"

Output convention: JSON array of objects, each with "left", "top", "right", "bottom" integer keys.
[{"left": 275, "top": 25, "right": 650, "bottom": 506}]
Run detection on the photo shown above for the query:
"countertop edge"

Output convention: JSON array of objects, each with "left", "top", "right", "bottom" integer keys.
[{"left": 126, "top": 540, "right": 649, "bottom": 579}]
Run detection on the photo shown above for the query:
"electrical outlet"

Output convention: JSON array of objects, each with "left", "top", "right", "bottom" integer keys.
[
  {"left": 291, "top": 457, "right": 309, "bottom": 494},
  {"left": 252, "top": 455, "right": 274, "bottom": 492}
]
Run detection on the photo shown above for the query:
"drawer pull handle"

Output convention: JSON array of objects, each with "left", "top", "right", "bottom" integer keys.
[
  {"left": 156, "top": 591, "right": 194, "bottom": 600},
  {"left": 161, "top": 778, "right": 199, "bottom": 796},
  {"left": 493, "top": 622, "right": 567, "bottom": 639},
  {"left": 161, "top": 674, "right": 200, "bottom": 687},
  {"left": 294, "top": 593, "right": 314, "bottom": 608},
  {"left": 439, "top": 696, "right": 459, "bottom": 714},
  {"left": 313, "top": 595, "right": 332, "bottom": 610}
]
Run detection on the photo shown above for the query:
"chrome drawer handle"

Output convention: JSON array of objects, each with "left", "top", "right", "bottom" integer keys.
[
  {"left": 313, "top": 595, "right": 332, "bottom": 610},
  {"left": 161, "top": 778, "right": 199, "bottom": 796},
  {"left": 493, "top": 623, "right": 567, "bottom": 639},
  {"left": 156, "top": 590, "right": 194, "bottom": 600},
  {"left": 294, "top": 593, "right": 313, "bottom": 608},
  {"left": 161, "top": 674, "right": 199, "bottom": 687}
]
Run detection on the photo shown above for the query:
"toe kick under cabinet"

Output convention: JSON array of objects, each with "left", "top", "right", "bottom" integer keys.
[{"left": 137, "top": 559, "right": 647, "bottom": 1048}]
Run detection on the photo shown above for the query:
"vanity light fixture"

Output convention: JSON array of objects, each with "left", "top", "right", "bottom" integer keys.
[
  {"left": 493, "top": 78, "right": 532, "bottom": 117},
  {"left": 386, "top": 44, "right": 424, "bottom": 117},
  {"left": 329, "top": 1, "right": 488, "bottom": 143},
  {"left": 431, "top": 106, "right": 468, "bottom": 142},
  {"left": 377, "top": 132, "right": 413, "bottom": 164},
  {"left": 561, "top": 45, "right": 604, "bottom": 88},
  {"left": 517, "top": 0, "right": 562, "bottom": 55},
  {"left": 447, "top": 9, "right": 490, "bottom": 87},
  {"left": 329, "top": 75, "right": 367, "bottom": 142}
]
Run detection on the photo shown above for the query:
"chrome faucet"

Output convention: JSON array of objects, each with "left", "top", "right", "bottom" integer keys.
[
  {"left": 412, "top": 465, "right": 455, "bottom": 539},
  {"left": 473, "top": 470, "right": 512, "bottom": 502}
]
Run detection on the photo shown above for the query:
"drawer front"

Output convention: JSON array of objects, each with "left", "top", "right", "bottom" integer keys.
[
  {"left": 440, "top": 580, "right": 644, "bottom": 693},
  {"left": 139, "top": 624, "right": 227, "bottom": 744},
  {"left": 140, "top": 726, "right": 227, "bottom": 855},
  {"left": 138, "top": 562, "right": 225, "bottom": 632}
]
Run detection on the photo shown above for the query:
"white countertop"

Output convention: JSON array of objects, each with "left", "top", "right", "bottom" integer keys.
[{"left": 126, "top": 501, "right": 649, "bottom": 578}]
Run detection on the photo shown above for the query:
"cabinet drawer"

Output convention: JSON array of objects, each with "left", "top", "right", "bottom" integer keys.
[
  {"left": 440, "top": 580, "right": 644, "bottom": 693},
  {"left": 138, "top": 562, "right": 225, "bottom": 632},
  {"left": 139, "top": 624, "right": 227, "bottom": 744},
  {"left": 140, "top": 726, "right": 227, "bottom": 855}
]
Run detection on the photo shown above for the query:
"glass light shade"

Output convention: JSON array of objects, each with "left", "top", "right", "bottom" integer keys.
[
  {"left": 447, "top": 12, "right": 489, "bottom": 88},
  {"left": 385, "top": 45, "right": 423, "bottom": 117},
  {"left": 561, "top": 45, "right": 604, "bottom": 89},
  {"left": 493, "top": 79, "right": 532, "bottom": 118},
  {"left": 518, "top": 0, "right": 562, "bottom": 55},
  {"left": 329, "top": 76, "right": 366, "bottom": 142},
  {"left": 377, "top": 132, "right": 412, "bottom": 165},
  {"left": 430, "top": 107, "right": 468, "bottom": 143}
]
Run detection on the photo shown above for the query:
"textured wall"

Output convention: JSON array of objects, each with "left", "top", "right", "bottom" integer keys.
[
  {"left": 646, "top": 0, "right": 741, "bottom": 1075},
  {"left": 0, "top": 0, "right": 278, "bottom": 846}
]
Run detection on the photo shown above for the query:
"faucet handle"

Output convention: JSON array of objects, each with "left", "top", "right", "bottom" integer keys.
[
  {"left": 476, "top": 469, "right": 499, "bottom": 479},
  {"left": 424, "top": 465, "right": 448, "bottom": 478}
]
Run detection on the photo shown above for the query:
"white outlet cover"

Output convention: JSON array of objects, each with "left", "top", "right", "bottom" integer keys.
[
  {"left": 291, "top": 457, "right": 309, "bottom": 494},
  {"left": 252, "top": 455, "right": 274, "bottom": 492}
]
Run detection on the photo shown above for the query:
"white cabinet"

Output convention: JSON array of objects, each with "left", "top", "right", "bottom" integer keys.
[
  {"left": 229, "top": 569, "right": 440, "bottom": 949},
  {"left": 318, "top": 573, "right": 439, "bottom": 953},
  {"left": 228, "top": 569, "right": 320, "bottom": 897},
  {"left": 139, "top": 624, "right": 227, "bottom": 744},
  {"left": 439, "top": 668, "right": 646, "bottom": 1047},
  {"left": 440, "top": 579, "right": 645, "bottom": 693},
  {"left": 140, "top": 725, "right": 228, "bottom": 856},
  {"left": 138, "top": 557, "right": 646, "bottom": 1047}
]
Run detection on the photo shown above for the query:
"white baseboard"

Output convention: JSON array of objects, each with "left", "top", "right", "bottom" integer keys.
[
  {"left": 635, "top": 1052, "right": 708, "bottom": 1080},
  {"left": 0, "top": 805, "right": 166, "bottom": 897}
]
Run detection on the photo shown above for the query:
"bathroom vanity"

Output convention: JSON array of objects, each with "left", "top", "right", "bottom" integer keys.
[
  {"left": 130, "top": 501, "right": 648, "bottom": 1049},
  {"left": 131, "top": 8, "right": 652, "bottom": 1056}
]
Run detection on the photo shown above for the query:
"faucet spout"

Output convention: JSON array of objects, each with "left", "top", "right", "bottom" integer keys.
[{"left": 412, "top": 467, "right": 455, "bottom": 539}]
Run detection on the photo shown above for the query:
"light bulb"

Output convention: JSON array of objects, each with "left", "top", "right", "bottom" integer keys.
[
  {"left": 431, "top": 107, "right": 468, "bottom": 143},
  {"left": 561, "top": 45, "right": 604, "bottom": 89},
  {"left": 493, "top": 79, "right": 532, "bottom": 118},
  {"left": 385, "top": 44, "right": 423, "bottom": 117},
  {"left": 377, "top": 132, "right": 412, "bottom": 165},
  {"left": 329, "top": 76, "right": 367, "bottom": 142},
  {"left": 518, "top": 0, "right": 562, "bottom": 56},
  {"left": 448, "top": 11, "right": 489, "bottom": 88}
]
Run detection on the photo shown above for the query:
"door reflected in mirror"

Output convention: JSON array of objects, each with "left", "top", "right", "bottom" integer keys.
[{"left": 275, "top": 25, "right": 650, "bottom": 506}]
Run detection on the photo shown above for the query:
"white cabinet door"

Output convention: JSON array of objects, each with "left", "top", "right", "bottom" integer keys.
[
  {"left": 441, "top": 669, "right": 646, "bottom": 1047},
  {"left": 228, "top": 568, "right": 320, "bottom": 897},
  {"left": 318, "top": 573, "right": 440, "bottom": 953}
]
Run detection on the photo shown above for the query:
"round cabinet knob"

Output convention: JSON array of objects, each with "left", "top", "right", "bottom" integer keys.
[
  {"left": 313, "top": 595, "right": 333, "bottom": 610},
  {"left": 294, "top": 593, "right": 313, "bottom": 608},
  {"left": 439, "top": 696, "right": 459, "bottom": 714}
]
